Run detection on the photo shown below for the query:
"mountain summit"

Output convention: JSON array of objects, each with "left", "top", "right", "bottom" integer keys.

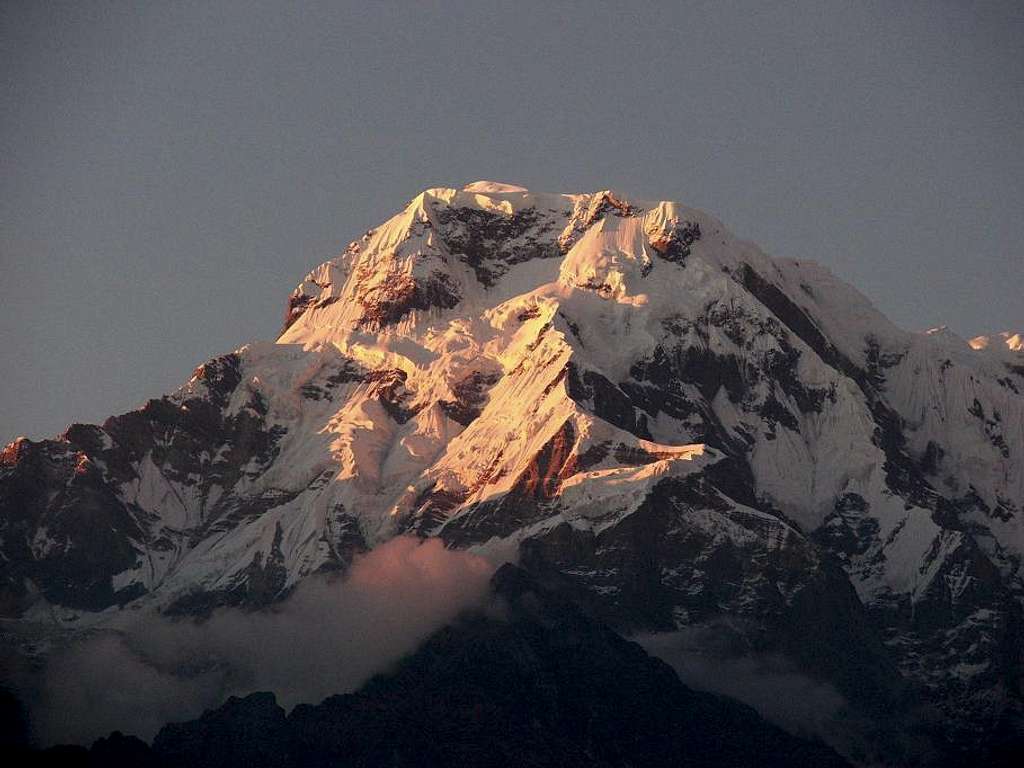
[{"left": 2, "top": 183, "right": 1022, "bottom": 761}]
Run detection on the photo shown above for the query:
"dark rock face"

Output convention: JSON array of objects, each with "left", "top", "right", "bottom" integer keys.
[
  {"left": 281, "top": 292, "right": 315, "bottom": 334},
  {"left": 649, "top": 219, "right": 702, "bottom": 264},
  {"left": 356, "top": 269, "right": 461, "bottom": 328},
  {"left": 567, "top": 362, "right": 654, "bottom": 439},
  {"left": 0, "top": 435, "right": 145, "bottom": 612},
  {"left": 365, "top": 368, "right": 421, "bottom": 424},
  {"left": 435, "top": 204, "right": 566, "bottom": 286},
  {"left": 438, "top": 368, "right": 502, "bottom": 426}
]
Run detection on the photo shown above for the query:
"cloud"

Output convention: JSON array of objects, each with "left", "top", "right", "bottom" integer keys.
[
  {"left": 19, "top": 536, "right": 496, "bottom": 746},
  {"left": 635, "top": 626, "right": 847, "bottom": 741}
]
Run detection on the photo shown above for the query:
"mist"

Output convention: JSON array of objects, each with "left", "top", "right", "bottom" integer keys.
[
  {"left": 16, "top": 536, "right": 496, "bottom": 747},
  {"left": 635, "top": 627, "right": 847, "bottom": 741}
]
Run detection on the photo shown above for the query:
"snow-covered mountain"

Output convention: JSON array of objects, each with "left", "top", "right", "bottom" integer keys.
[{"left": 2, "top": 182, "right": 1022, "bottom": 760}]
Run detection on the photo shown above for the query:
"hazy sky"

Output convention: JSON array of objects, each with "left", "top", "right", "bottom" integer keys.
[{"left": 2, "top": 1, "right": 1022, "bottom": 441}]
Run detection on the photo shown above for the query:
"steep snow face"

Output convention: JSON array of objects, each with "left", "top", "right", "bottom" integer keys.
[{"left": 2, "top": 182, "right": 1023, "bottom": 748}]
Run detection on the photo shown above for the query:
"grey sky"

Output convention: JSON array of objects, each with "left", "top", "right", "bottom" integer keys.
[{"left": 2, "top": 0, "right": 1022, "bottom": 442}]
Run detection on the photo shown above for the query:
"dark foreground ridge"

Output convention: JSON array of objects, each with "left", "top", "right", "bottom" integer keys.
[{"left": 9, "top": 565, "right": 849, "bottom": 768}]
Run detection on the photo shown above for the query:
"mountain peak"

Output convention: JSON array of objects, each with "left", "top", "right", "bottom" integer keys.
[
  {"left": 461, "top": 180, "right": 529, "bottom": 193},
  {"left": 970, "top": 330, "right": 1024, "bottom": 353},
  {"left": 4, "top": 182, "right": 1024, "bottom": 760}
]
